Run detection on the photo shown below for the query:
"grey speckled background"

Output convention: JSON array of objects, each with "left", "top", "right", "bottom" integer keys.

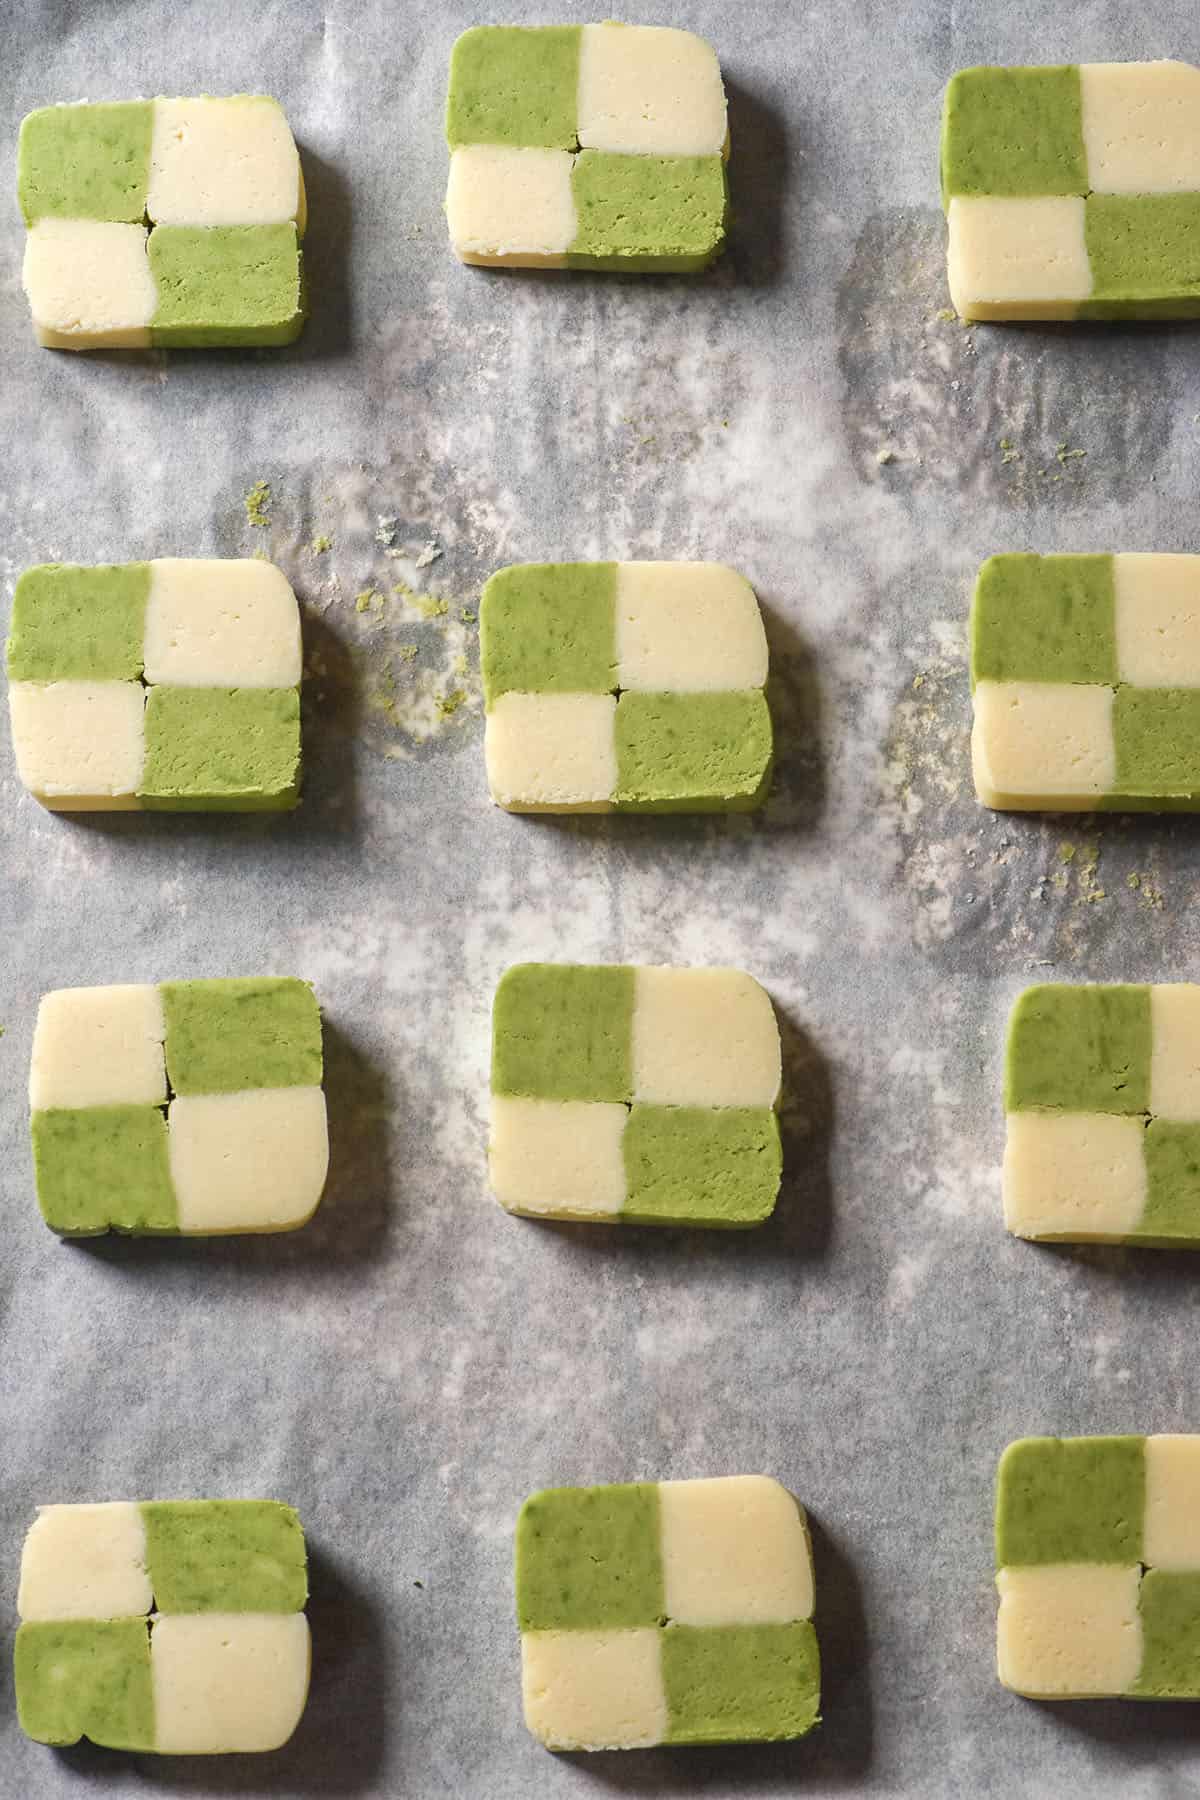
[{"left": 3, "top": 1, "right": 1200, "bottom": 1795}]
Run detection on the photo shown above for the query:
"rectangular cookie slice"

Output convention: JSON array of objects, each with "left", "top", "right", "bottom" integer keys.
[
  {"left": 445, "top": 24, "right": 728, "bottom": 270},
  {"left": 6, "top": 558, "right": 303, "bottom": 810},
  {"left": 18, "top": 96, "right": 305, "bottom": 348},
  {"left": 489, "top": 963, "right": 782, "bottom": 1225},
  {"left": 996, "top": 1436, "right": 1200, "bottom": 1699},
  {"left": 517, "top": 1475, "right": 819, "bottom": 1749},
  {"left": 481, "top": 561, "right": 771, "bottom": 811},
  {"left": 942, "top": 61, "right": 1200, "bottom": 320},
  {"left": 1002, "top": 982, "right": 1200, "bottom": 1245},
  {"left": 15, "top": 1499, "right": 310, "bottom": 1753},
  {"left": 30, "top": 977, "right": 328, "bottom": 1235},
  {"left": 971, "top": 553, "right": 1200, "bottom": 812}
]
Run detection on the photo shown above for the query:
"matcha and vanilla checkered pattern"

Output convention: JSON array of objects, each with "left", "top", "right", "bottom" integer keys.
[
  {"left": 943, "top": 62, "right": 1200, "bottom": 317},
  {"left": 446, "top": 25, "right": 728, "bottom": 269},
  {"left": 19, "top": 98, "right": 304, "bottom": 345},
  {"left": 491, "top": 965, "right": 782, "bottom": 1224},
  {"left": 996, "top": 1438, "right": 1200, "bottom": 1698},
  {"left": 31, "top": 978, "right": 324, "bottom": 1235},
  {"left": 1004, "top": 983, "right": 1200, "bottom": 1244},
  {"left": 7, "top": 562, "right": 301, "bottom": 808},
  {"left": 972, "top": 554, "right": 1200, "bottom": 809},
  {"left": 16, "top": 1501, "right": 307, "bottom": 1751},
  {"left": 517, "top": 1480, "right": 819, "bottom": 1747}
]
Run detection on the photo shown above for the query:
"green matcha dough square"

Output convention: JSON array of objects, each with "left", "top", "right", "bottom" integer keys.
[
  {"left": 1005, "top": 984, "right": 1151, "bottom": 1115},
  {"left": 615, "top": 691, "right": 773, "bottom": 811},
  {"left": 662, "top": 1621, "right": 820, "bottom": 1744},
  {"left": 1132, "top": 1571, "right": 1200, "bottom": 1698},
  {"left": 1114, "top": 689, "right": 1200, "bottom": 801},
  {"left": 940, "top": 66, "right": 1087, "bottom": 203},
  {"left": 569, "top": 153, "right": 728, "bottom": 271},
  {"left": 148, "top": 225, "right": 305, "bottom": 347},
  {"left": 161, "top": 977, "right": 322, "bottom": 1096},
  {"left": 139, "top": 686, "right": 301, "bottom": 811},
  {"left": 492, "top": 963, "right": 634, "bottom": 1103},
  {"left": 623, "top": 1105, "right": 782, "bottom": 1227},
  {"left": 995, "top": 1436, "right": 1145, "bottom": 1568},
  {"left": 1084, "top": 196, "right": 1200, "bottom": 316},
  {"left": 18, "top": 101, "right": 153, "bottom": 224},
  {"left": 1141, "top": 1122, "right": 1200, "bottom": 1242},
  {"left": 32, "top": 1105, "right": 177, "bottom": 1235},
  {"left": 970, "top": 554, "right": 1116, "bottom": 687},
  {"left": 15, "top": 1619, "right": 154, "bottom": 1750},
  {"left": 446, "top": 25, "right": 581, "bottom": 149},
  {"left": 7, "top": 562, "right": 150, "bottom": 681},
  {"left": 141, "top": 1500, "right": 307, "bottom": 1614},
  {"left": 481, "top": 563, "right": 617, "bottom": 704},
  {"left": 516, "top": 1483, "right": 664, "bottom": 1632}
]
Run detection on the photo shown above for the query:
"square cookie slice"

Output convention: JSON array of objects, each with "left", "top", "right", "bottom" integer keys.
[
  {"left": 15, "top": 1499, "right": 310, "bottom": 1753},
  {"left": 480, "top": 561, "right": 771, "bottom": 812},
  {"left": 490, "top": 964, "right": 782, "bottom": 1226},
  {"left": 29, "top": 978, "right": 328, "bottom": 1236},
  {"left": 445, "top": 24, "right": 728, "bottom": 270},
  {"left": 517, "top": 1475, "right": 819, "bottom": 1749}
]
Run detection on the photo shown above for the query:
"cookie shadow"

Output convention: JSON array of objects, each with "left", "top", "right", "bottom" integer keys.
[
  {"left": 559, "top": 1514, "right": 868, "bottom": 1793},
  {"left": 724, "top": 78, "right": 788, "bottom": 288},
  {"left": 69, "top": 1016, "right": 391, "bottom": 1276},
  {"left": 55, "top": 1545, "right": 385, "bottom": 1794},
  {"left": 290, "top": 145, "right": 354, "bottom": 363}
]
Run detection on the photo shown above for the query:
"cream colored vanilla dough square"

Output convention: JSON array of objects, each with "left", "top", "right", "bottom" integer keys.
[
  {"left": 1144, "top": 1437, "right": 1200, "bottom": 1571},
  {"left": 18, "top": 1504, "right": 152, "bottom": 1623},
  {"left": 489, "top": 1097, "right": 628, "bottom": 1218},
  {"left": 997, "top": 1564, "right": 1143, "bottom": 1698},
  {"left": 1114, "top": 554, "right": 1200, "bottom": 687},
  {"left": 1150, "top": 985, "right": 1200, "bottom": 1121},
  {"left": 658, "top": 1477, "right": 814, "bottom": 1627},
  {"left": 485, "top": 691, "right": 617, "bottom": 811},
  {"left": 30, "top": 985, "right": 167, "bottom": 1110},
  {"left": 615, "top": 562, "right": 767, "bottom": 692},
  {"left": 8, "top": 680, "right": 146, "bottom": 808},
  {"left": 577, "top": 23, "right": 727, "bottom": 155},
  {"left": 167, "top": 1088, "right": 329, "bottom": 1233},
  {"left": 1080, "top": 60, "right": 1200, "bottom": 194},
  {"left": 150, "top": 1613, "right": 311, "bottom": 1755},
  {"left": 143, "top": 559, "right": 303, "bottom": 688},
  {"left": 521, "top": 1629, "right": 667, "bottom": 1752},
  {"left": 1002, "top": 1111, "right": 1147, "bottom": 1241},
  {"left": 22, "top": 219, "right": 157, "bottom": 349},
  {"left": 946, "top": 196, "right": 1091, "bottom": 321},
  {"left": 971, "top": 681, "right": 1115, "bottom": 809},
  {"left": 632, "top": 967, "right": 781, "bottom": 1108},
  {"left": 445, "top": 146, "right": 576, "bottom": 266},
  {"left": 147, "top": 98, "right": 304, "bottom": 228}
]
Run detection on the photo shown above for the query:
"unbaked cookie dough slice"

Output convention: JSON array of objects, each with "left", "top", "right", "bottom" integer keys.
[
  {"left": 481, "top": 561, "right": 771, "bottom": 811},
  {"left": 517, "top": 1475, "right": 819, "bottom": 1750},
  {"left": 30, "top": 977, "right": 328, "bottom": 1235},
  {"left": 16, "top": 1499, "right": 310, "bottom": 1753},
  {"left": 1002, "top": 982, "right": 1200, "bottom": 1246},
  {"left": 942, "top": 61, "right": 1200, "bottom": 320},
  {"left": 18, "top": 96, "right": 305, "bottom": 347},
  {"left": 996, "top": 1436, "right": 1200, "bottom": 1699},
  {"left": 6, "top": 559, "right": 302, "bottom": 810},
  {"left": 445, "top": 24, "right": 728, "bottom": 270},
  {"left": 971, "top": 553, "right": 1200, "bottom": 812},
  {"left": 489, "top": 963, "right": 782, "bottom": 1226}
]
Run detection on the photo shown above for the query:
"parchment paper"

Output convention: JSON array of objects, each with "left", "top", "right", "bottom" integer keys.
[{"left": 3, "top": 2, "right": 1200, "bottom": 1795}]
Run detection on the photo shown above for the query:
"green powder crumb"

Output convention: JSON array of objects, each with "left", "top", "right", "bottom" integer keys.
[
  {"left": 912, "top": 672, "right": 926, "bottom": 690},
  {"left": 461, "top": 608, "right": 477, "bottom": 624},
  {"left": 1056, "top": 443, "right": 1086, "bottom": 465},
  {"left": 876, "top": 448, "right": 895, "bottom": 466},
  {"left": 436, "top": 688, "right": 467, "bottom": 719},
  {"left": 396, "top": 644, "right": 418, "bottom": 664},
  {"left": 244, "top": 481, "right": 271, "bottom": 528},
  {"left": 308, "top": 534, "right": 332, "bottom": 555},
  {"left": 401, "top": 590, "right": 448, "bottom": 620},
  {"left": 1059, "top": 843, "right": 1076, "bottom": 864},
  {"left": 1127, "top": 872, "right": 1140, "bottom": 889},
  {"left": 936, "top": 308, "right": 957, "bottom": 323},
  {"left": 453, "top": 654, "right": 468, "bottom": 676},
  {"left": 998, "top": 438, "right": 1020, "bottom": 466},
  {"left": 355, "top": 589, "right": 378, "bottom": 613}
]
